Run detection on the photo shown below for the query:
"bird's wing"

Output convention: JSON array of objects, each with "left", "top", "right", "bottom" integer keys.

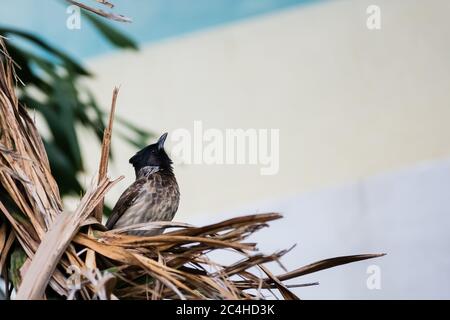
[{"left": 105, "top": 178, "right": 147, "bottom": 229}]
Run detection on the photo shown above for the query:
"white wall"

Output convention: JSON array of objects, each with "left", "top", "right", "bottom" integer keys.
[{"left": 200, "top": 159, "right": 450, "bottom": 299}]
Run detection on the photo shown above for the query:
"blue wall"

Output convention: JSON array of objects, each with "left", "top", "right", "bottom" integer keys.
[{"left": 0, "top": 0, "right": 318, "bottom": 60}]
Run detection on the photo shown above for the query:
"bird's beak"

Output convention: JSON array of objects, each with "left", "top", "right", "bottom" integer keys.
[{"left": 157, "top": 132, "right": 168, "bottom": 150}]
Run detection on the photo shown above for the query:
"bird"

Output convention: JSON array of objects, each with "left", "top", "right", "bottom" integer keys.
[{"left": 105, "top": 132, "right": 180, "bottom": 236}]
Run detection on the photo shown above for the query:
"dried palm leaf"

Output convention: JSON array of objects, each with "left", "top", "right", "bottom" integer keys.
[
  {"left": 0, "top": 37, "right": 385, "bottom": 300},
  {"left": 66, "top": 0, "right": 132, "bottom": 23}
]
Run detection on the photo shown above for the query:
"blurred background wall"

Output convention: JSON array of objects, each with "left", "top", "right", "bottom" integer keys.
[{"left": 2, "top": 0, "right": 450, "bottom": 298}]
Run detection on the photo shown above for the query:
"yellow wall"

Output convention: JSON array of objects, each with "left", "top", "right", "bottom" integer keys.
[{"left": 79, "top": 0, "right": 450, "bottom": 218}]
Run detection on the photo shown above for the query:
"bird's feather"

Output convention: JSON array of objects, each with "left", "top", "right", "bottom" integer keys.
[
  {"left": 105, "top": 178, "right": 147, "bottom": 229},
  {"left": 106, "top": 166, "right": 179, "bottom": 235}
]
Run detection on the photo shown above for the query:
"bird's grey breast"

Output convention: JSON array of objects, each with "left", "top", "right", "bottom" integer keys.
[{"left": 113, "top": 168, "right": 180, "bottom": 230}]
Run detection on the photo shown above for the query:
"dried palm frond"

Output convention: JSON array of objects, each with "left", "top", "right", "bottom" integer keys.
[
  {"left": 66, "top": 0, "right": 132, "bottom": 23},
  {"left": 0, "top": 37, "right": 384, "bottom": 300}
]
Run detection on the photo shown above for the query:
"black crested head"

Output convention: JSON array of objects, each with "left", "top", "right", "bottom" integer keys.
[{"left": 129, "top": 132, "right": 173, "bottom": 177}]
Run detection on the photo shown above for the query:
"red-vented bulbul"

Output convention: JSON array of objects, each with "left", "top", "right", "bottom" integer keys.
[{"left": 106, "top": 133, "right": 180, "bottom": 235}]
